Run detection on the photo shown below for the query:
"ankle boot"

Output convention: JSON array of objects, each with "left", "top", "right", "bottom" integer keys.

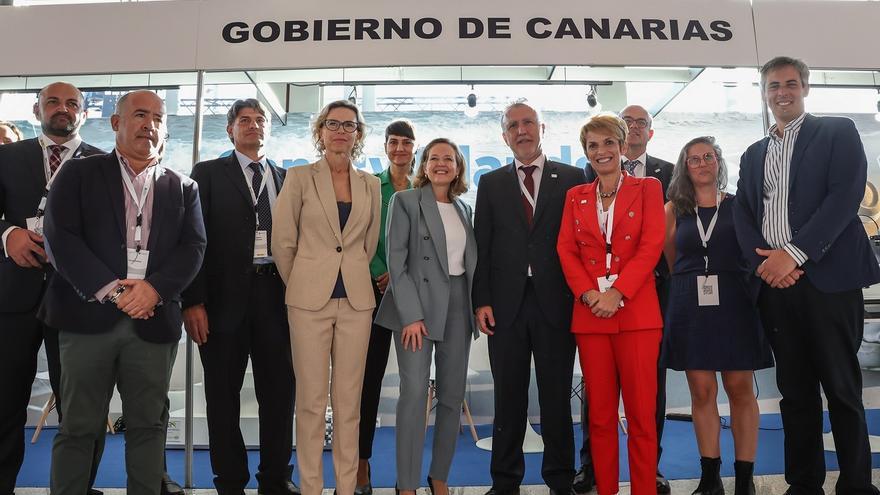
[
  {"left": 691, "top": 457, "right": 724, "bottom": 495},
  {"left": 733, "top": 460, "right": 756, "bottom": 495}
]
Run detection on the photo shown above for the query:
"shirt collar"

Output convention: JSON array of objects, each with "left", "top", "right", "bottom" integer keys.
[
  {"left": 115, "top": 149, "right": 159, "bottom": 178},
  {"left": 768, "top": 112, "right": 807, "bottom": 140},
  {"left": 623, "top": 151, "right": 647, "bottom": 166},
  {"left": 514, "top": 154, "right": 546, "bottom": 171},
  {"left": 39, "top": 133, "right": 82, "bottom": 153},
  {"left": 235, "top": 150, "right": 267, "bottom": 172}
]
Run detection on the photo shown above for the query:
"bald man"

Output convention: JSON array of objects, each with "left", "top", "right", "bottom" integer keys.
[
  {"left": 0, "top": 82, "right": 105, "bottom": 494},
  {"left": 41, "top": 90, "right": 205, "bottom": 495}
]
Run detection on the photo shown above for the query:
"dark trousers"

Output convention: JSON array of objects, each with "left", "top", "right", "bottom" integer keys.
[
  {"left": 759, "top": 279, "right": 876, "bottom": 495},
  {"left": 488, "top": 279, "right": 576, "bottom": 492},
  {"left": 578, "top": 275, "right": 669, "bottom": 470},
  {"left": 358, "top": 283, "right": 392, "bottom": 460},
  {"left": 198, "top": 271, "right": 295, "bottom": 494},
  {"left": 0, "top": 309, "right": 81, "bottom": 494}
]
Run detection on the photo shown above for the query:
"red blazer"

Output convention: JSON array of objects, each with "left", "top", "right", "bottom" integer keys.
[{"left": 557, "top": 173, "right": 665, "bottom": 334}]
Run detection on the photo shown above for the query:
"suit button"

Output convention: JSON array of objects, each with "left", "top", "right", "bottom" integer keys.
[
  {"left": 424, "top": 236, "right": 430, "bottom": 240},
  {"left": 624, "top": 235, "right": 631, "bottom": 241},
  {"left": 590, "top": 259, "right": 596, "bottom": 265},
  {"left": 614, "top": 256, "right": 620, "bottom": 262},
  {"left": 628, "top": 211, "right": 635, "bottom": 218},
  {"left": 423, "top": 278, "right": 429, "bottom": 283},
  {"left": 423, "top": 256, "right": 430, "bottom": 261},
  {"left": 336, "top": 246, "right": 342, "bottom": 252}
]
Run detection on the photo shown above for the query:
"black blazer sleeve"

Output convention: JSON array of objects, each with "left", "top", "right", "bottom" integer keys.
[{"left": 181, "top": 160, "right": 211, "bottom": 308}]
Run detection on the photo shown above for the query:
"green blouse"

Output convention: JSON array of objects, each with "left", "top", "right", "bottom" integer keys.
[{"left": 369, "top": 167, "right": 412, "bottom": 278}]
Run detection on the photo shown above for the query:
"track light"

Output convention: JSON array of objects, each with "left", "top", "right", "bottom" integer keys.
[
  {"left": 587, "top": 86, "right": 598, "bottom": 108},
  {"left": 464, "top": 85, "right": 478, "bottom": 119}
]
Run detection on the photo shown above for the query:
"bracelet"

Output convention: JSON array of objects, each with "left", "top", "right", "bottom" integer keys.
[{"left": 107, "top": 285, "right": 127, "bottom": 304}]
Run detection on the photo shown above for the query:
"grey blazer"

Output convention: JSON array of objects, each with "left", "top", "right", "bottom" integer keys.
[{"left": 374, "top": 184, "right": 479, "bottom": 341}]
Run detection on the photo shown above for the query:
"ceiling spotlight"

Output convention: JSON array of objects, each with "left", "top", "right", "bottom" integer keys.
[
  {"left": 875, "top": 93, "right": 880, "bottom": 122},
  {"left": 464, "top": 85, "right": 478, "bottom": 118},
  {"left": 587, "top": 85, "right": 598, "bottom": 108},
  {"left": 348, "top": 86, "right": 357, "bottom": 105}
]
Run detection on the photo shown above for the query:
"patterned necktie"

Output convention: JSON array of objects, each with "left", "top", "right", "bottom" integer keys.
[
  {"left": 624, "top": 159, "right": 640, "bottom": 176},
  {"left": 48, "top": 145, "right": 65, "bottom": 177},
  {"left": 520, "top": 165, "right": 537, "bottom": 224},
  {"left": 249, "top": 162, "right": 273, "bottom": 256}
]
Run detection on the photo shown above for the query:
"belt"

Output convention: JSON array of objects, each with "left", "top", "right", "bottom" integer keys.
[{"left": 252, "top": 263, "right": 278, "bottom": 276}]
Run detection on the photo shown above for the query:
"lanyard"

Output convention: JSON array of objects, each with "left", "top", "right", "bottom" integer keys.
[
  {"left": 120, "top": 162, "right": 159, "bottom": 251},
  {"left": 694, "top": 191, "right": 723, "bottom": 273},
  {"left": 596, "top": 173, "right": 624, "bottom": 278},
  {"left": 247, "top": 162, "right": 270, "bottom": 227}
]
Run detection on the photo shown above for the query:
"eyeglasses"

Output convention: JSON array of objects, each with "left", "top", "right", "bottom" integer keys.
[
  {"left": 623, "top": 117, "right": 649, "bottom": 129},
  {"left": 323, "top": 119, "right": 359, "bottom": 133},
  {"left": 686, "top": 152, "right": 717, "bottom": 168}
]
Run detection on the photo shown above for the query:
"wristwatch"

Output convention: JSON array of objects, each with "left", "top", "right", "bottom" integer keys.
[{"left": 106, "top": 285, "right": 127, "bottom": 304}]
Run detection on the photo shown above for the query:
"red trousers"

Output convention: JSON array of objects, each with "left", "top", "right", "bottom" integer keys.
[{"left": 576, "top": 329, "right": 661, "bottom": 495}]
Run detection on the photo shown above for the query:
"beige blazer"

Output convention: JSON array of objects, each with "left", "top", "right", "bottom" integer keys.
[{"left": 272, "top": 158, "right": 381, "bottom": 311}]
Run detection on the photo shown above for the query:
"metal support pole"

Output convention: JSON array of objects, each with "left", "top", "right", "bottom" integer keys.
[{"left": 185, "top": 69, "right": 206, "bottom": 490}]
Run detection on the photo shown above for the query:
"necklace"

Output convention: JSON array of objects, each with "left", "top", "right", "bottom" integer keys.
[{"left": 598, "top": 187, "right": 617, "bottom": 199}]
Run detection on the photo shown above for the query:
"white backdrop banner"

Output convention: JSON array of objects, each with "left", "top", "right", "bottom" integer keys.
[{"left": 0, "top": 0, "right": 758, "bottom": 76}]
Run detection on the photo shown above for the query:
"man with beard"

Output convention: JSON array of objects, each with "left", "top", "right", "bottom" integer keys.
[
  {"left": 182, "top": 99, "right": 299, "bottom": 495},
  {"left": 474, "top": 101, "right": 585, "bottom": 495},
  {"left": 0, "top": 82, "right": 105, "bottom": 494},
  {"left": 41, "top": 89, "right": 205, "bottom": 495}
]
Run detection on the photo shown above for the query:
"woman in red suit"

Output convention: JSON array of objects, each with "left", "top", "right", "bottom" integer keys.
[{"left": 557, "top": 113, "right": 665, "bottom": 495}]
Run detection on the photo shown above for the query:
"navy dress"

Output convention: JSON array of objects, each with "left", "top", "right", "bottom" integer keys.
[{"left": 660, "top": 194, "right": 773, "bottom": 371}]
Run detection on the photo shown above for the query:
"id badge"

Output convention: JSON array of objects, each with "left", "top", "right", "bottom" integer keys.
[
  {"left": 26, "top": 216, "right": 44, "bottom": 236},
  {"left": 697, "top": 275, "right": 720, "bottom": 306},
  {"left": 126, "top": 248, "right": 149, "bottom": 280},
  {"left": 596, "top": 274, "right": 624, "bottom": 307},
  {"left": 254, "top": 230, "right": 269, "bottom": 258}
]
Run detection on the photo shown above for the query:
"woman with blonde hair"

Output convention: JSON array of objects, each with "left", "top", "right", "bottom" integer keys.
[{"left": 272, "top": 100, "right": 381, "bottom": 495}]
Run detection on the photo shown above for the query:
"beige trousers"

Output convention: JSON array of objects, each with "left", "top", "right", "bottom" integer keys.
[{"left": 288, "top": 298, "right": 372, "bottom": 495}]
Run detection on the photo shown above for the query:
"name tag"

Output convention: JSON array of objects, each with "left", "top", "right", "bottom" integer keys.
[
  {"left": 254, "top": 230, "right": 268, "bottom": 258},
  {"left": 597, "top": 274, "right": 624, "bottom": 307},
  {"left": 127, "top": 248, "right": 149, "bottom": 280},
  {"left": 26, "top": 216, "right": 44, "bottom": 236},
  {"left": 697, "top": 275, "right": 720, "bottom": 306}
]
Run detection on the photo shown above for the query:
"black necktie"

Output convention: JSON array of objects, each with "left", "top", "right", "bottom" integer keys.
[{"left": 249, "top": 162, "right": 273, "bottom": 256}]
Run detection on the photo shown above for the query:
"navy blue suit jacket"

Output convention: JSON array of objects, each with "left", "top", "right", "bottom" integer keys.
[
  {"left": 733, "top": 114, "right": 880, "bottom": 293},
  {"left": 38, "top": 151, "right": 207, "bottom": 344}
]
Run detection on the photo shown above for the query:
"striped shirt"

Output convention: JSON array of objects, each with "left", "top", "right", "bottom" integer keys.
[{"left": 762, "top": 112, "right": 809, "bottom": 266}]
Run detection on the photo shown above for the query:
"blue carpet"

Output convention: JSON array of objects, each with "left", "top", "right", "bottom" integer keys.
[{"left": 18, "top": 410, "right": 880, "bottom": 488}]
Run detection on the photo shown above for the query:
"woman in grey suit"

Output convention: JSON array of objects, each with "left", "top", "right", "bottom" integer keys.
[{"left": 375, "top": 138, "right": 479, "bottom": 495}]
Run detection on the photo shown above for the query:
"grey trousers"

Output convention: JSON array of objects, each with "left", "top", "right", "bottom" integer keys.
[
  {"left": 394, "top": 275, "right": 473, "bottom": 490},
  {"left": 51, "top": 317, "right": 177, "bottom": 495}
]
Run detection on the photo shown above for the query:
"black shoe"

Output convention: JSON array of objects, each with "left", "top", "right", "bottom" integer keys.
[
  {"left": 692, "top": 457, "right": 724, "bottom": 495},
  {"left": 160, "top": 473, "right": 185, "bottom": 495},
  {"left": 427, "top": 476, "right": 435, "bottom": 495},
  {"left": 258, "top": 480, "right": 301, "bottom": 495},
  {"left": 88, "top": 490, "right": 104, "bottom": 495},
  {"left": 656, "top": 471, "right": 671, "bottom": 494},
  {"left": 572, "top": 464, "right": 596, "bottom": 494},
  {"left": 484, "top": 489, "right": 520, "bottom": 495},
  {"left": 355, "top": 462, "right": 372, "bottom": 495},
  {"left": 549, "top": 488, "right": 576, "bottom": 495}
]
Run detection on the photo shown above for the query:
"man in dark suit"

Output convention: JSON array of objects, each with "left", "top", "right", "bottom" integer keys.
[
  {"left": 580, "top": 104, "right": 674, "bottom": 493},
  {"left": 734, "top": 56, "right": 880, "bottom": 495},
  {"left": 0, "top": 81, "right": 105, "bottom": 494},
  {"left": 474, "top": 101, "right": 586, "bottom": 495},
  {"left": 181, "top": 99, "right": 298, "bottom": 495},
  {"left": 40, "top": 90, "right": 206, "bottom": 495}
]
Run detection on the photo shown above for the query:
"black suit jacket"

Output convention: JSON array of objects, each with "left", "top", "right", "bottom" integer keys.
[
  {"left": 181, "top": 154, "right": 285, "bottom": 334},
  {"left": 473, "top": 160, "right": 586, "bottom": 330},
  {"left": 38, "top": 151, "right": 206, "bottom": 344},
  {"left": 0, "top": 138, "right": 104, "bottom": 313}
]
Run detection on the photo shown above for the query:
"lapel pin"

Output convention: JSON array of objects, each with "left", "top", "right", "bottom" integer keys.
[
  {"left": 654, "top": 168, "right": 660, "bottom": 173},
  {"left": 551, "top": 173, "right": 558, "bottom": 178},
  {"left": 580, "top": 199, "right": 588, "bottom": 204}
]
